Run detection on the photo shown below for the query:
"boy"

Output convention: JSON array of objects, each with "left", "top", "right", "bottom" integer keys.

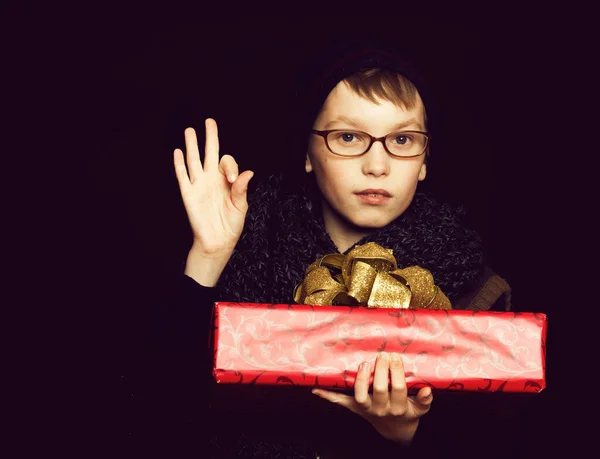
[{"left": 168, "top": 43, "right": 512, "bottom": 457}]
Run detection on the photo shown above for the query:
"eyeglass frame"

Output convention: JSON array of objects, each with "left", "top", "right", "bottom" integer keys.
[{"left": 311, "top": 129, "right": 431, "bottom": 158}]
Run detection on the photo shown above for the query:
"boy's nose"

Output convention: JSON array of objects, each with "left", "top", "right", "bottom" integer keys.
[{"left": 361, "top": 141, "right": 390, "bottom": 177}]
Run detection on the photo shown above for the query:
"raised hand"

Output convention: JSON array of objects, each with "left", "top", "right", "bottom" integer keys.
[
  {"left": 174, "top": 119, "right": 254, "bottom": 286},
  {"left": 312, "top": 352, "right": 432, "bottom": 445}
]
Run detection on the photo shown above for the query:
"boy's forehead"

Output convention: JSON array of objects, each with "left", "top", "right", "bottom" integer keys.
[{"left": 317, "top": 82, "right": 425, "bottom": 128}]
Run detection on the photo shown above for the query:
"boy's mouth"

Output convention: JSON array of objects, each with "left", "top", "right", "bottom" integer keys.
[
  {"left": 355, "top": 189, "right": 392, "bottom": 205},
  {"left": 355, "top": 189, "right": 391, "bottom": 197}
]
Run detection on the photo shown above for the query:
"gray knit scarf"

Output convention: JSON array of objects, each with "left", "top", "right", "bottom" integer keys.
[{"left": 218, "top": 173, "right": 484, "bottom": 306}]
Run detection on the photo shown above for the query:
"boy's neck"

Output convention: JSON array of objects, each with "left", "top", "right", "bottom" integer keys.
[{"left": 322, "top": 203, "right": 373, "bottom": 254}]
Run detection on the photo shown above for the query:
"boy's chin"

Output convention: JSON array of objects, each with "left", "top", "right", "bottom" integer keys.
[
  {"left": 324, "top": 200, "right": 396, "bottom": 232},
  {"left": 346, "top": 215, "right": 394, "bottom": 231}
]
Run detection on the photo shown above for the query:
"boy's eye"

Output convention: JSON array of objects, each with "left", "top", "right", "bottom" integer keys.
[
  {"left": 338, "top": 132, "right": 361, "bottom": 143},
  {"left": 392, "top": 134, "right": 411, "bottom": 145}
]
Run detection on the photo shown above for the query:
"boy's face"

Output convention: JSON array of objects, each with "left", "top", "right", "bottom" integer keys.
[{"left": 306, "top": 81, "right": 427, "bottom": 233}]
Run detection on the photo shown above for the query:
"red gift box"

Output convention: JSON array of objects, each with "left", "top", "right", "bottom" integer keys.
[{"left": 211, "top": 303, "right": 547, "bottom": 393}]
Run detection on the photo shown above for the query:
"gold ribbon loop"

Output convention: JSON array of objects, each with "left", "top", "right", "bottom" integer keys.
[
  {"left": 369, "top": 271, "right": 412, "bottom": 308},
  {"left": 347, "top": 261, "right": 378, "bottom": 304},
  {"left": 294, "top": 242, "right": 452, "bottom": 310}
]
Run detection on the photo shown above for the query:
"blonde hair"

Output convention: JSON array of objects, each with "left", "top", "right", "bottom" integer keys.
[{"left": 343, "top": 68, "right": 428, "bottom": 127}]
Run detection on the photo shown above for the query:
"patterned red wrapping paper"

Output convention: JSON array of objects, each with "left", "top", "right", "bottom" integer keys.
[{"left": 211, "top": 303, "right": 547, "bottom": 393}]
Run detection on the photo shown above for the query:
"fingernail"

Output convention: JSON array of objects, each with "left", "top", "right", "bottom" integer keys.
[
  {"left": 359, "top": 362, "right": 370, "bottom": 372},
  {"left": 390, "top": 352, "right": 400, "bottom": 362},
  {"left": 378, "top": 352, "right": 388, "bottom": 360},
  {"left": 229, "top": 174, "right": 236, "bottom": 182}
]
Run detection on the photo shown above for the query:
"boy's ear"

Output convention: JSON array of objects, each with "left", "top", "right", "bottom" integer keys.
[
  {"left": 305, "top": 153, "right": 313, "bottom": 173},
  {"left": 418, "top": 163, "right": 427, "bottom": 181}
]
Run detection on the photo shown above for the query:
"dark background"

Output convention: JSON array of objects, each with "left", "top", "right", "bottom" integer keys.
[{"left": 6, "top": 10, "right": 576, "bottom": 457}]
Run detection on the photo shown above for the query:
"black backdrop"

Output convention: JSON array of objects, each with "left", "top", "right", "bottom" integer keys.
[
  {"left": 9, "top": 12, "right": 573, "bottom": 457},
  {"left": 87, "top": 16, "right": 565, "bottom": 456}
]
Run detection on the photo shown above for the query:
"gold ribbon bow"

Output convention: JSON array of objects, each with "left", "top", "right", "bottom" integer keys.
[{"left": 293, "top": 242, "right": 451, "bottom": 309}]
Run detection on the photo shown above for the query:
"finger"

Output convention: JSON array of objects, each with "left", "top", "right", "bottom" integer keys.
[
  {"left": 410, "top": 386, "right": 433, "bottom": 417},
  {"left": 203, "top": 118, "right": 219, "bottom": 172},
  {"left": 183, "top": 127, "right": 202, "bottom": 183},
  {"left": 353, "top": 361, "right": 372, "bottom": 410},
  {"left": 218, "top": 155, "right": 239, "bottom": 183},
  {"left": 230, "top": 170, "right": 254, "bottom": 213},
  {"left": 173, "top": 148, "right": 191, "bottom": 192},
  {"left": 389, "top": 352, "right": 408, "bottom": 414},
  {"left": 311, "top": 389, "right": 356, "bottom": 411},
  {"left": 371, "top": 352, "right": 390, "bottom": 410}
]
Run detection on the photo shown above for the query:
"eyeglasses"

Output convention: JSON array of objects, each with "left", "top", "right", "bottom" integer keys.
[{"left": 311, "top": 129, "right": 430, "bottom": 158}]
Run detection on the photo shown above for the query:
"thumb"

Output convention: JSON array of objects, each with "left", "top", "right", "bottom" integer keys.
[
  {"left": 410, "top": 387, "right": 433, "bottom": 417},
  {"left": 230, "top": 170, "right": 254, "bottom": 212},
  {"left": 312, "top": 389, "right": 357, "bottom": 412}
]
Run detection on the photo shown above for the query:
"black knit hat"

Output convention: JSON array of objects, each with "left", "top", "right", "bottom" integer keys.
[
  {"left": 284, "top": 37, "right": 438, "bottom": 184},
  {"left": 298, "top": 39, "right": 437, "bottom": 132}
]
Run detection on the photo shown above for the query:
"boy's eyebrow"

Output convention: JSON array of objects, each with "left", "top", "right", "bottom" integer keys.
[{"left": 324, "top": 116, "right": 424, "bottom": 131}]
